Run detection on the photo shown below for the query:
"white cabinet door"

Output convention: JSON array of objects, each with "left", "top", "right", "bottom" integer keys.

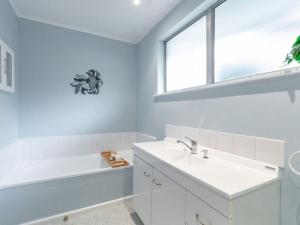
[
  {"left": 152, "top": 169, "right": 186, "bottom": 225},
  {"left": 186, "top": 192, "right": 230, "bottom": 225},
  {"left": 133, "top": 156, "right": 152, "bottom": 225}
]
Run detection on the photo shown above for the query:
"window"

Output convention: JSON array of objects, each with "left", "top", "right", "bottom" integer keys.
[
  {"left": 0, "top": 44, "right": 2, "bottom": 86},
  {"left": 166, "top": 16, "right": 207, "bottom": 92},
  {"left": 0, "top": 39, "right": 15, "bottom": 93},
  {"left": 215, "top": 0, "right": 300, "bottom": 82},
  {"left": 163, "top": 0, "right": 300, "bottom": 93}
]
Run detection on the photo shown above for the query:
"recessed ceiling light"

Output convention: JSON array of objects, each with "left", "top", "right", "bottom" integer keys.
[{"left": 133, "top": 0, "right": 140, "bottom": 6}]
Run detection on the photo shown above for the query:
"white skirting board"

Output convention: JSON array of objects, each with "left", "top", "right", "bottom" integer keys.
[{"left": 21, "top": 196, "right": 133, "bottom": 225}]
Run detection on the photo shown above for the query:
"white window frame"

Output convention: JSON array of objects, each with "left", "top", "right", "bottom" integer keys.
[
  {"left": 0, "top": 39, "right": 3, "bottom": 91},
  {"left": 163, "top": 11, "right": 209, "bottom": 93},
  {"left": 159, "top": 0, "right": 300, "bottom": 98}
]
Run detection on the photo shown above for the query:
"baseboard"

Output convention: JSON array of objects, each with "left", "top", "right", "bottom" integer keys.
[{"left": 21, "top": 195, "right": 133, "bottom": 225}]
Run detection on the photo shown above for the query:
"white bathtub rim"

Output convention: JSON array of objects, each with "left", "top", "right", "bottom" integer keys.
[
  {"left": 0, "top": 150, "right": 133, "bottom": 190},
  {"left": 0, "top": 165, "right": 133, "bottom": 190},
  {"left": 21, "top": 195, "right": 133, "bottom": 225}
]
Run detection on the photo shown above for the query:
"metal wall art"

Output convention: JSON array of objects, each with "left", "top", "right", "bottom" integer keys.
[{"left": 71, "top": 69, "right": 103, "bottom": 95}]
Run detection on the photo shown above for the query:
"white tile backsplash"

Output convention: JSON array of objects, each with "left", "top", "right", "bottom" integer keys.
[
  {"left": 166, "top": 124, "right": 185, "bottom": 140},
  {"left": 184, "top": 127, "right": 202, "bottom": 144},
  {"left": 0, "top": 142, "right": 20, "bottom": 179},
  {"left": 136, "top": 132, "right": 157, "bottom": 142},
  {"left": 165, "top": 124, "right": 176, "bottom": 139},
  {"left": 121, "top": 132, "right": 137, "bottom": 150},
  {"left": 232, "top": 134, "right": 256, "bottom": 159},
  {"left": 165, "top": 124, "right": 286, "bottom": 167},
  {"left": 0, "top": 132, "right": 156, "bottom": 179},
  {"left": 200, "top": 130, "right": 216, "bottom": 149},
  {"left": 215, "top": 132, "right": 233, "bottom": 153},
  {"left": 11, "top": 132, "right": 156, "bottom": 162},
  {"left": 0, "top": 127, "right": 286, "bottom": 169},
  {"left": 255, "top": 137, "right": 285, "bottom": 167}
]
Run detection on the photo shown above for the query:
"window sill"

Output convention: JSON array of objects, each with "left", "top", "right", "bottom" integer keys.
[{"left": 154, "top": 67, "right": 300, "bottom": 102}]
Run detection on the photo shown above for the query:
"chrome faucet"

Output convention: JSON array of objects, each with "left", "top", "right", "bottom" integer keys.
[{"left": 177, "top": 137, "right": 198, "bottom": 154}]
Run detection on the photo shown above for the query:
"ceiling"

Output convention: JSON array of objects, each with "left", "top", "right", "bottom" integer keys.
[{"left": 9, "top": 0, "right": 181, "bottom": 44}]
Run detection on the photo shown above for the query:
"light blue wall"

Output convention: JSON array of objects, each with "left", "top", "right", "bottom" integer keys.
[
  {"left": 0, "top": 0, "right": 19, "bottom": 149},
  {"left": 137, "top": 1, "right": 300, "bottom": 225},
  {"left": 18, "top": 19, "right": 138, "bottom": 137}
]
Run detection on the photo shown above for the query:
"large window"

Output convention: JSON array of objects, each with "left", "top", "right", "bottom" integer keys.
[
  {"left": 215, "top": 0, "right": 300, "bottom": 82},
  {"left": 164, "top": 0, "right": 300, "bottom": 92},
  {"left": 166, "top": 16, "right": 207, "bottom": 92}
]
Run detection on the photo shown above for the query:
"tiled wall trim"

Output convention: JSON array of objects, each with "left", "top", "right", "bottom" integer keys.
[
  {"left": 0, "top": 132, "right": 157, "bottom": 164},
  {"left": 136, "top": 132, "right": 157, "bottom": 142},
  {"left": 18, "top": 132, "right": 136, "bottom": 161},
  {"left": 165, "top": 124, "right": 285, "bottom": 167},
  {"left": 0, "top": 142, "right": 21, "bottom": 178}
]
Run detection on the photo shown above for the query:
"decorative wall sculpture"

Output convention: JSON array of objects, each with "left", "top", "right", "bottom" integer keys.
[{"left": 71, "top": 69, "right": 103, "bottom": 95}]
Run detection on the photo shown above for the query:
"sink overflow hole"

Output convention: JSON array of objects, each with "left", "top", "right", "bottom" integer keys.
[{"left": 265, "top": 166, "right": 276, "bottom": 171}]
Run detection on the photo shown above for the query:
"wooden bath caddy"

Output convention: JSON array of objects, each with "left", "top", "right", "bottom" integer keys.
[{"left": 101, "top": 151, "right": 129, "bottom": 168}]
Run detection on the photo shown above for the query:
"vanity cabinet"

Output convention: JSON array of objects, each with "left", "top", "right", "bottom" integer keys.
[
  {"left": 152, "top": 169, "right": 186, "bottom": 225},
  {"left": 133, "top": 144, "right": 280, "bottom": 225},
  {"left": 133, "top": 156, "right": 186, "bottom": 225},
  {"left": 186, "top": 192, "right": 229, "bottom": 225},
  {"left": 133, "top": 156, "right": 152, "bottom": 225}
]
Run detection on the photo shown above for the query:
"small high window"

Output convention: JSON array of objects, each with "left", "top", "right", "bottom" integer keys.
[{"left": 0, "top": 39, "right": 15, "bottom": 93}]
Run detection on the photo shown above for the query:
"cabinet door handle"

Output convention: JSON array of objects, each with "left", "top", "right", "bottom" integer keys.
[
  {"left": 195, "top": 214, "right": 210, "bottom": 225},
  {"left": 153, "top": 179, "right": 162, "bottom": 186},
  {"left": 143, "top": 171, "right": 151, "bottom": 178}
]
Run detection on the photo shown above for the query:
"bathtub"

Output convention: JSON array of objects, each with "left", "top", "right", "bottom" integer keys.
[
  {"left": 0, "top": 132, "right": 156, "bottom": 225},
  {"left": 0, "top": 150, "right": 134, "bottom": 225},
  {"left": 0, "top": 150, "right": 133, "bottom": 189}
]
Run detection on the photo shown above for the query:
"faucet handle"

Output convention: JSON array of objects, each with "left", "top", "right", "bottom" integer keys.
[{"left": 185, "top": 136, "right": 197, "bottom": 145}]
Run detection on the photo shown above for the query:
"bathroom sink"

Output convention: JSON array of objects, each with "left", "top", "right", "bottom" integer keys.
[
  {"left": 136, "top": 141, "right": 208, "bottom": 167},
  {"left": 172, "top": 152, "right": 207, "bottom": 166},
  {"left": 133, "top": 137, "right": 279, "bottom": 198}
]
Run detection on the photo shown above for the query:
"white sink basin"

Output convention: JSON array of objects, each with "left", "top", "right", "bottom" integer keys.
[
  {"left": 172, "top": 152, "right": 207, "bottom": 166},
  {"left": 133, "top": 138, "right": 279, "bottom": 198}
]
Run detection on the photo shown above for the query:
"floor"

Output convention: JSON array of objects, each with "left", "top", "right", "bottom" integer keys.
[{"left": 40, "top": 200, "right": 144, "bottom": 225}]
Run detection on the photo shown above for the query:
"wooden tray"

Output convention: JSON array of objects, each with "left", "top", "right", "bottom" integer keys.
[{"left": 101, "top": 151, "right": 129, "bottom": 168}]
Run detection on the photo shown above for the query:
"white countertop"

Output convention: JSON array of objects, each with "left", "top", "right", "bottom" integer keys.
[{"left": 133, "top": 138, "right": 279, "bottom": 199}]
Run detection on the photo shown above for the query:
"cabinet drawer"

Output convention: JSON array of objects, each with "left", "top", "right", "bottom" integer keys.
[{"left": 186, "top": 192, "right": 230, "bottom": 225}]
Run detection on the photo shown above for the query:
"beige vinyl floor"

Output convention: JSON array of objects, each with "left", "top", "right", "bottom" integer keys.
[{"left": 39, "top": 200, "right": 144, "bottom": 225}]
